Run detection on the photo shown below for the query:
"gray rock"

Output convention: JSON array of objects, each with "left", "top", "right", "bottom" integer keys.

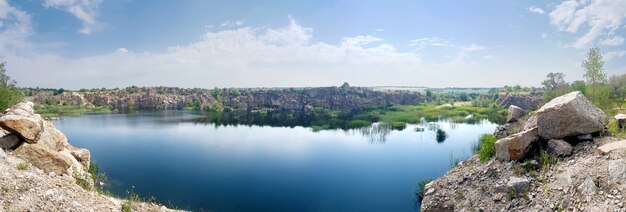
[
  {"left": 598, "top": 140, "right": 626, "bottom": 154},
  {"left": 507, "top": 176, "right": 530, "bottom": 193},
  {"left": 536, "top": 91, "right": 609, "bottom": 139},
  {"left": 12, "top": 143, "right": 73, "bottom": 175},
  {"left": 523, "top": 115, "right": 537, "bottom": 131},
  {"left": 616, "top": 114, "right": 626, "bottom": 128},
  {"left": 0, "top": 134, "right": 22, "bottom": 151},
  {"left": 608, "top": 159, "right": 626, "bottom": 182},
  {"left": 507, "top": 105, "right": 525, "bottom": 123},
  {"left": 495, "top": 127, "right": 539, "bottom": 161},
  {"left": 577, "top": 134, "right": 593, "bottom": 141},
  {"left": 577, "top": 178, "right": 597, "bottom": 195},
  {"left": 547, "top": 139, "right": 573, "bottom": 157}
]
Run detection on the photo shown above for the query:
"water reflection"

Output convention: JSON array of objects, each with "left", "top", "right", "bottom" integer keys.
[{"left": 358, "top": 122, "right": 392, "bottom": 143}]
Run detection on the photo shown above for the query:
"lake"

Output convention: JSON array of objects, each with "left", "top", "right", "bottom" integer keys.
[{"left": 53, "top": 110, "right": 497, "bottom": 211}]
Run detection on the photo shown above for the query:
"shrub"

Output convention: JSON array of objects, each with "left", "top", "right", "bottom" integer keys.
[
  {"left": 391, "top": 121, "right": 406, "bottom": 130},
  {"left": 16, "top": 163, "right": 28, "bottom": 170},
  {"left": 477, "top": 134, "right": 497, "bottom": 162}
]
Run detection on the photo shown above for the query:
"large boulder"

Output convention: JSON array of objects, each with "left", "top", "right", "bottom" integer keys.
[
  {"left": 70, "top": 148, "right": 91, "bottom": 168},
  {"left": 0, "top": 114, "right": 44, "bottom": 143},
  {"left": 536, "top": 91, "right": 608, "bottom": 139},
  {"left": 523, "top": 115, "right": 537, "bottom": 130},
  {"left": 507, "top": 105, "right": 525, "bottom": 123},
  {"left": 38, "top": 121, "right": 70, "bottom": 151},
  {"left": 495, "top": 127, "right": 539, "bottom": 161},
  {"left": 12, "top": 143, "right": 73, "bottom": 175}
]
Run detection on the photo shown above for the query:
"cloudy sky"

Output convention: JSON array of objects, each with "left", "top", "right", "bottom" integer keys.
[{"left": 0, "top": 0, "right": 625, "bottom": 89}]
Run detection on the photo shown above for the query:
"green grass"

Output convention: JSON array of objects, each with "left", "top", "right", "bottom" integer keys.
[
  {"left": 391, "top": 121, "right": 407, "bottom": 130},
  {"left": 376, "top": 104, "right": 506, "bottom": 125},
  {"left": 16, "top": 163, "right": 28, "bottom": 171},
  {"left": 607, "top": 119, "right": 626, "bottom": 138},
  {"left": 476, "top": 134, "right": 497, "bottom": 162},
  {"left": 35, "top": 104, "right": 114, "bottom": 119},
  {"left": 122, "top": 202, "right": 131, "bottom": 212},
  {"left": 73, "top": 171, "right": 91, "bottom": 190}
]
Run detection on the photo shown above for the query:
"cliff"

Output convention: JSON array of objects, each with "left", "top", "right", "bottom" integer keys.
[
  {"left": 421, "top": 92, "right": 626, "bottom": 212},
  {"left": 24, "top": 85, "right": 427, "bottom": 112},
  {"left": 0, "top": 102, "right": 182, "bottom": 211}
]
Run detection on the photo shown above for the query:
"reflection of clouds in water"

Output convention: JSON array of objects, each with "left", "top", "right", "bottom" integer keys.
[{"left": 358, "top": 122, "right": 392, "bottom": 143}]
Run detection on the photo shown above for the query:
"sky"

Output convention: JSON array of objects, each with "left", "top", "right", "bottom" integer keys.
[{"left": 0, "top": 0, "right": 625, "bottom": 89}]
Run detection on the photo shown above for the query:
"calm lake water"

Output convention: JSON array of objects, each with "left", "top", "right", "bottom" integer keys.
[{"left": 53, "top": 111, "right": 497, "bottom": 211}]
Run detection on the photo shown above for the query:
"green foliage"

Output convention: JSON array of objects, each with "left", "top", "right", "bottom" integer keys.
[
  {"left": 89, "top": 162, "right": 108, "bottom": 192},
  {"left": 16, "top": 163, "right": 28, "bottom": 171},
  {"left": 347, "top": 120, "right": 370, "bottom": 128},
  {"left": 542, "top": 72, "right": 567, "bottom": 90},
  {"left": 122, "top": 202, "right": 132, "bottom": 212},
  {"left": 35, "top": 104, "right": 113, "bottom": 119},
  {"left": 570, "top": 80, "right": 587, "bottom": 95},
  {"left": 477, "top": 134, "right": 497, "bottom": 162},
  {"left": 436, "top": 129, "right": 447, "bottom": 142},
  {"left": 415, "top": 179, "right": 433, "bottom": 202},
  {"left": 536, "top": 149, "right": 556, "bottom": 171},
  {"left": 377, "top": 104, "right": 506, "bottom": 125},
  {"left": 0, "top": 62, "right": 22, "bottom": 111},
  {"left": 582, "top": 47, "right": 607, "bottom": 88},
  {"left": 73, "top": 171, "right": 91, "bottom": 190},
  {"left": 607, "top": 119, "right": 626, "bottom": 138},
  {"left": 391, "top": 121, "right": 407, "bottom": 130}
]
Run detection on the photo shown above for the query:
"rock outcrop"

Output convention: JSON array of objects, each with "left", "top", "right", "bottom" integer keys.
[
  {"left": 0, "top": 102, "right": 89, "bottom": 175},
  {"left": 495, "top": 127, "right": 539, "bottom": 161},
  {"left": 27, "top": 86, "right": 428, "bottom": 112},
  {"left": 0, "top": 102, "right": 182, "bottom": 211},
  {"left": 421, "top": 92, "right": 626, "bottom": 212},
  {"left": 507, "top": 105, "right": 525, "bottom": 123},
  {"left": 496, "top": 92, "right": 543, "bottom": 110},
  {"left": 536, "top": 91, "right": 608, "bottom": 139}
]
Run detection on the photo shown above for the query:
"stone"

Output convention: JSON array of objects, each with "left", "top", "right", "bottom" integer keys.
[
  {"left": 0, "top": 134, "right": 22, "bottom": 151},
  {"left": 507, "top": 105, "right": 525, "bottom": 123},
  {"left": 0, "top": 147, "right": 5, "bottom": 159},
  {"left": 598, "top": 140, "right": 626, "bottom": 154},
  {"left": 608, "top": 159, "right": 626, "bottom": 182},
  {"left": 523, "top": 115, "right": 537, "bottom": 131},
  {"left": 536, "top": 91, "right": 609, "bottom": 139},
  {"left": 70, "top": 148, "right": 91, "bottom": 168},
  {"left": 578, "top": 178, "right": 597, "bottom": 195},
  {"left": 495, "top": 127, "right": 539, "bottom": 161},
  {"left": 577, "top": 134, "right": 593, "bottom": 141},
  {"left": 616, "top": 114, "right": 626, "bottom": 128},
  {"left": 507, "top": 176, "right": 530, "bottom": 193},
  {"left": 3, "top": 102, "right": 35, "bottom": 116},
  {"left": 37, "top": 121, "right": 70, "bottom": 151},
  {"left": 0, "top": 114, "right": 44, "bottom": 143},
  {"left": 547, "top": 139, "right": 573, "bottom": 157},
  {"left": 12, "top": 143, "right": 73, "bottom": 175}
]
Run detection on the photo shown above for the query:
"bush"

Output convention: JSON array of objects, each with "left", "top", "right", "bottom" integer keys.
[
  {"left": 0, "top": 62, "right": 21, "bottom": 111},
  {"left": 391, "top": 121, "right": 406, "bottom": 130},
  {"left": 477, "top": 134, "right": 497, "bottom": 162}
]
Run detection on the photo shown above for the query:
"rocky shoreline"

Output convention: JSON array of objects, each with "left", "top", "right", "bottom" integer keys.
[
  {"left": 0, "top": 102, "right": 182, "bottom": 211},
  {"left": 421, "top": 91, "right": 626, "bottom": 212}
]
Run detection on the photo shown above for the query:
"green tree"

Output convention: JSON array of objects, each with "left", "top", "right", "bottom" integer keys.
[
  {"left": 570, "top": 80, "right": 587, "bottom": 95},
  {"left": 542, "top": 72, "right": 566, "bottom": 90},
  {"left": 0, "top": 62, "right": 22, "bottom": 110},
  {"left": 582, "top": 47, "right": 607, "bottom": 96}
]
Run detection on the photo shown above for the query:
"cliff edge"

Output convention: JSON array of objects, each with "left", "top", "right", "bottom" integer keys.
[
  {"left": 421, "top": 92, "right": 626, "bottom": 212},
  {"left": 0, "top": 102, "right": 181, "bottom": 211}
]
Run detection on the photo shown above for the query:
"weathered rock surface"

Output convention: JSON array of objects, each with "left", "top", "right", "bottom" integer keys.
[
  {"left": 523, "top": 115, "right": 537, "bottom": 130},
  {"left": 547, "top": 139, "right": 573, "bottom": 156},
  {"left": 12, "top": 143, "right": 73, "bottom": 175},
  {"left": 507, "top": 105, "right": 525, "bottom": 123},
  {"left": 421, "top": 137, "right": 626, "bottom": 212},
  {"left": 496, "top": 92, "right": 543, "bottom": 110},
  {"left": 495, "top": 127, "right": 539, "bottom": 161},
  {"left": 598, "top": 139, "right": 626, "bottom": 154},
  {"left": 536, "top": 91, "right": 608, "bottom": 139},
  {"left": 507, "top": 176, "right": 530, "bottom": 193},
  {"left": 0, "top": 114, "right": 44, "bottom": 143},
  {"left": 70, "top": 148, "right": 91, "bottom": 168},
  {"left": 27, "top": 86, "right": 428, "bottom": 112}
]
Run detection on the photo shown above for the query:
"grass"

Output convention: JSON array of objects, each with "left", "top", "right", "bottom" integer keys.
[
  {"left": 35, "top": 103, "right": 114, "bottom": 119},
  {"left": 476, "top": 134, "right": 497, "bottom": 162},
  {"left": 607, "top": 119, "right": 626, "bottom": 138},
  {"left": 377, "top": 104, "right": 507, "bottom": 125},
  {"left": 16, "top": 163, "right": 28, "bottom": 170},
  {"left": 536, "top": 149, "right": 557, "bottom": 171},
  {"left": 89, "top": 162, "right": 107, "bottom": 192}
]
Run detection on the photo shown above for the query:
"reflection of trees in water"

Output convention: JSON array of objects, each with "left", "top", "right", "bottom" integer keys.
[{"left": 358, "top": 122, "right": 392, "bottom": 143}]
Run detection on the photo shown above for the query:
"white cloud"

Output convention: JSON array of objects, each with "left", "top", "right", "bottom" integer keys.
[
  {"left": 528, "top": 6, "right": 546, "bottom": 14},
  {"left": 462, "top": 44, "right": 486, "bottom": 51},
  {"left": 601, "top": 36, "right": 624, "bottom": 46},
  {"left": 408, "top": 37, "right": 453, "bottom": 49},
  {"left": 548, "top": 0, "right": 626, "bottom": 48},
  {"left": 220, "top": 20, "right": 244, "bottom": 28},
  {"left": 605, "top": 50, "right": 626, "bottom": 61},
  {"left": 0, "top": 0, "right": 32, "bottom": 54},
  {"left": 42, "top": 0, "right": 104, "bottom": 34},
  {"left": 541, "top": 33, "right": 548, "bottom": 39}
]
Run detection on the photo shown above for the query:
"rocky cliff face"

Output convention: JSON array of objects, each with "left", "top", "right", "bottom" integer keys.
[
  {"left": 26, "top": 86, "right": 427, "bottom": 112},
  {"left": 0, "top": 102, "right": 181, "bottom": 211},
  {"left": 496, "top": 92, "right": 543, "bottom": 110},
  {"left": 421, "top": 92, "right": 626, "bottom": 212}
]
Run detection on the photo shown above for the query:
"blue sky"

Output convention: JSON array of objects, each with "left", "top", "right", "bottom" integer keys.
[{"left": 1, "top": 0, "right": 625, "bottom": 89}]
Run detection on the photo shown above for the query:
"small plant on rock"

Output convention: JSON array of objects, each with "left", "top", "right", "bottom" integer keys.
[
  {"left": 477, "top": 134, "right": 497, "bottom": 162},
  {"left": 16, "top": 163, "right": 28, "bottom": 170}
]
